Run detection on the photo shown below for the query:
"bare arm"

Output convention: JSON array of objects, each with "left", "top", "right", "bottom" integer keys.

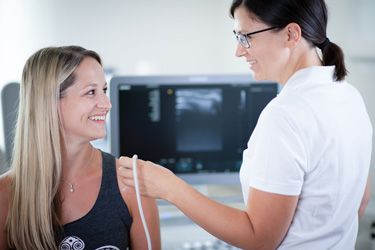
[
  {"left": 0, "top": 173, "right": 11, "bottom": 250},
  {"left": 116, "top": 160, "right": 161, "bottom": 250},
  {"left": 119, "top": 157, "right": 298, "bottom": 250},
  {"left": 358, "top": 173, "right": 370, "bottom": 220},
  {"left": 127, "top": 190, "right": 161, "bottom": 250}
]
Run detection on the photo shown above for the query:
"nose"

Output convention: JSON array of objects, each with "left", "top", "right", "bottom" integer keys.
[
  {"left": 97, "top": 92, "right": 112, "bottom": 111},
  {"left": 235, "top": 42, "right": 247, "bottom": 58}
]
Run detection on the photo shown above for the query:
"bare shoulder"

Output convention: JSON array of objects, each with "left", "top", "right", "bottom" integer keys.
[
  {"left": 114, "top": 158, "right": 157, "bottom": 216},
  {"left": 0, "top": 172, "right": 11, "bottom": 198},
  {"left": 115, "top": 158, "right": 137, "bottom": 203},
  {"left": 0, "top": 172, "right": 12, "bottom": 213},
  {"left": 0, "top": 172, "right": 11, "bottom": 249}
]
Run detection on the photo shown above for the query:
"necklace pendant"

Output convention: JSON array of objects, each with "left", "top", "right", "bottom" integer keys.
[{"left": 62, "top": 147, "right": 94, "bottom": 194}]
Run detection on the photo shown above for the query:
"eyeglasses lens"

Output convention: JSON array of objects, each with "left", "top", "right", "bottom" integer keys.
[
  {"left": 239, "top": 35, "right": 249, "bottom": 48},
  {"left": 234, "top": 31, "right": 250, "bottom": 49}
]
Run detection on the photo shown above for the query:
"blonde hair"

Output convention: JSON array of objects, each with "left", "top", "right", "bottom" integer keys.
[{"left": 6, "top": 46, "right": 102, "bottom": 249}]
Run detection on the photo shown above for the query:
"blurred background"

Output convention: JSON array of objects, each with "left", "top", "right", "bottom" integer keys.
[{"left": 0, "top": 0, "right": 374, "bottom": 249}]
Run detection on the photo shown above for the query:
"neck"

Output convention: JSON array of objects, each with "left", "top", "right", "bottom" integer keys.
[
  {"left": 61, "top": 142, "right": 94, "bottom": 177},
  {"left": 280, "top": 41, "right": 323, "bottom": 85}
]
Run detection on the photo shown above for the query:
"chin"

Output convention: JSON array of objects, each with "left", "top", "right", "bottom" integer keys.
[
  {"left": 90, "top": 133, "right": 106, "bottom": 142},
  {"left": 252, "top": 73, "right": 266, "bottom": 82}
]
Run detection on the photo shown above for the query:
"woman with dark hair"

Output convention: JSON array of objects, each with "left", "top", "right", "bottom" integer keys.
[{"left": 118, "top": 0, "right": 372, "bottom": 249}]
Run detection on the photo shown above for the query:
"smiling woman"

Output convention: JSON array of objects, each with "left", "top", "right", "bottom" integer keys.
[
  {"left": 0, "top": 46, "right": 161, "bottom": 250},
  {"left": 59, "top": 56, "right": 111, "bottom": 142},
  {"left": 117, "top": 0, "right": 372, "bottom": 249}
]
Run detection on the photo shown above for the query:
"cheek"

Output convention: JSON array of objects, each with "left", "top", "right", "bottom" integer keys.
[
  {"left": 60, "top": 101, "right": 83, "bottom": 124},
  {"left": 254, "top": 46, "right": 288, "bottom": 82},
  {"left": 263, "top": 45, "right": 289, "bottom": 71}
]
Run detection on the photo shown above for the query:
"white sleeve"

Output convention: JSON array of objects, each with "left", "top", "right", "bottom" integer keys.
[{"left": 241, "top": 105, "right": 307, "bottom": 196}]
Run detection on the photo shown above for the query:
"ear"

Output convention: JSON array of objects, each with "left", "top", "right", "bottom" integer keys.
[{"left": 285, "top": 23, "right": 301, "bottom": 49}]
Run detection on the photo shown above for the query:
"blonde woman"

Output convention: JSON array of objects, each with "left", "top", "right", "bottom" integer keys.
[{"left": 0, "top": 46, "right": 161, "bottom": 250}]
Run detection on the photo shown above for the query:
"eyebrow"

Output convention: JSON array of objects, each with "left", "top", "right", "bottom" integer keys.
[
  {"left": 79, "top": 83, "right": 107, "bottom": 94},
  {"left": 234, "top": 29, "right": 248, "bottom": 35},
  {"left": 85, "top": 82, "right": 108, "bottom": 88}
]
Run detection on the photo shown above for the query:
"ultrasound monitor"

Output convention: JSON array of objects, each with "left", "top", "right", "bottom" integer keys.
[{"left": 109, "top": 75, "right": 279, "bottom": 185}]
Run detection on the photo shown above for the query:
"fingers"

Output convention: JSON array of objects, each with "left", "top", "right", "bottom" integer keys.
[
  {"left": 118, "top": 166, "right": 135, "bottom": 187},
  {"left": 118, "top": 156, "right": 135, "bottom": 180},
  {"left": 119, "top": 156, "right": 133, "bottom": 169},
  {"left": 118, "top": 156, "right": 136, "bottom": 188},
  {"left": 119, "top": 156, "right": 148, "bottom": 170},
  {"left": 118, "top": 156, "right": 147, "bottom": 188},
  {"left": 118, "top": 165, "right": 133, "bottom": 178},
  {"left": 118, "top": 156, "right": 166, "bottom": 199}
]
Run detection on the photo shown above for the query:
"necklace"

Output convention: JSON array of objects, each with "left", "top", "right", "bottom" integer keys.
[{"left": 62, "top": 147, "right": 95, "bottom": 193}]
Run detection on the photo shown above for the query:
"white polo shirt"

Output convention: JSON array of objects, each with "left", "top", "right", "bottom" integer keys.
[{"left": 240, "top": 66, "right": 372, "bottom": 249}]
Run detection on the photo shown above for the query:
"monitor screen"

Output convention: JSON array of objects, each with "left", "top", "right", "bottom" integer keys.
[{"left": 109, "top": 75, "right": 279, "bottom": 185}]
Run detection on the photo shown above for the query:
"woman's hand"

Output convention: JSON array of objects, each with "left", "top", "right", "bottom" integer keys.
[{"left": 118, "top": 157, "right": 176, "bottom": 201}]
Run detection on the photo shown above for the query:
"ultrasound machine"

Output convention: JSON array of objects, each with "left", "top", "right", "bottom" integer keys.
[{"left": 109, "top": 74, "right": 279, "bottom": 249}]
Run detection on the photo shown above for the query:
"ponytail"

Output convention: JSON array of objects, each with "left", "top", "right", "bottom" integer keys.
[{"left": 319, "top": 40, "right": 348, "bottom": 81}]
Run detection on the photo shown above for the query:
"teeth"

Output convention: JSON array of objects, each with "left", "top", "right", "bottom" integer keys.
[
  {"left": 89, "top": 116, "right": 106, "bottom": 121},
  {"left": 248, "top": 60, "right": 257, "bottom": 65}
]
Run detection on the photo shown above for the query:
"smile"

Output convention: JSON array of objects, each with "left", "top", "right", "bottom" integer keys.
[
  {"left": 89, "top": 115, "right": 106, "bottom": 121},
  {"left": 248, "top": 60, "right": 257, "bottom": 65}
]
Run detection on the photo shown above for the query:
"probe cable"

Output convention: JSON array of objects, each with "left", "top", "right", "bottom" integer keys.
[{"left": 133, "top": 154, "right": 152, "bottom": 250}]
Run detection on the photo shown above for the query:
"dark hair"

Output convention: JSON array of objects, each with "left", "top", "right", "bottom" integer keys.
[{"left": 230, "top": 0, "right": 347, "bottom": 81}]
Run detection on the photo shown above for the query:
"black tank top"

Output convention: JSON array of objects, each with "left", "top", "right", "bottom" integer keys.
[{"left": 59, "top": 151, "right": 132, "bottom": 250}]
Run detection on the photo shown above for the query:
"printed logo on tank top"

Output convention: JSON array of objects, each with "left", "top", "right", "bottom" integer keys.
[
  {"left": 59, "top": 236, "right": 120, "bottom": 250},
  {"left": 95, "top": 247, "right": 121, "bottom": 250}
]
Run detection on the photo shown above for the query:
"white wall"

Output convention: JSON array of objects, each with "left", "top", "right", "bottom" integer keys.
[
  {"left": 1, "top": 0, "right": 374, "bottom": 202},
  {"left": 325, "top": 0, "right": 375, "bottom": 204},
  {"left": 0, "top": 0, "right": 247, "bottom": 150},
  {"left": 49, "top": 0, "right": 248, "bottom": 76}
]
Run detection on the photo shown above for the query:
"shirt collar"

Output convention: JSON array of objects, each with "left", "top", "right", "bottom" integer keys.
[{"left": 281, "top": 66, "right": 336, "bottom": 94}]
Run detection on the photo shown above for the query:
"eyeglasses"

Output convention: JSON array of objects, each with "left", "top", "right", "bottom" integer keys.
[{"left": 233, "top": 26, "right": 282, "bottom": 49}]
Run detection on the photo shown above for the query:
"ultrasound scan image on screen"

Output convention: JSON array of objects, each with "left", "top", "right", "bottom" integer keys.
[
  {"left": 175, "top": 88, "right": 223, "bottom": 153},
  {"left": 110, "top": 75, "right": 279, "bottom": 184}
]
